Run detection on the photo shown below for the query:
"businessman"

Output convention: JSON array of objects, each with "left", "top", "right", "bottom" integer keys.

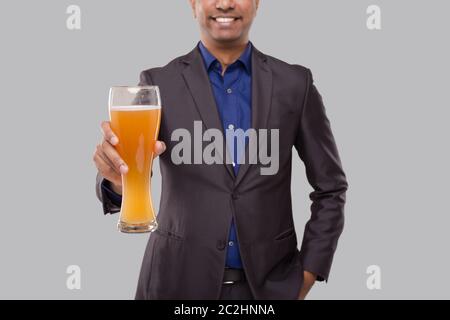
[{"left": 93, "top": 0, "right": 348, "bottom": 300}]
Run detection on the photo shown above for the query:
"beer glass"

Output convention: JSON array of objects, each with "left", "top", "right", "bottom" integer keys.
[{"left": 108, "top": 86, "right": 161, "bottom": 233}]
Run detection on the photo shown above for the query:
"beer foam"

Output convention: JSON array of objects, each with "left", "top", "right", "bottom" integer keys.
[{"left": 110, "top": 105, "right": 161, "bottom": 111}]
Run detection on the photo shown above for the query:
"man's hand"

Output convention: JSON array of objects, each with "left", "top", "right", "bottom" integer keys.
[
  {"left": 297, "top": 271, "right": 317, "bottom": 300},
  {"left": 93, "top": 120, "right": 166, "bottom": 195}
]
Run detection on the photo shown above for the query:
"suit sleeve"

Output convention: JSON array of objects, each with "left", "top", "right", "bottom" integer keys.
[
  {"left": 94, "top": 70, "right": 154, "bottom": 215},
  {"left": 95, "top": 171, "right": 121, "bottom": 215},
  {"left": 294, "top": 68, "right": 348, "bottom": 282}
]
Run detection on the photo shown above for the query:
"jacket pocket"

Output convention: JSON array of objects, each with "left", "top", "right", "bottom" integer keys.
[
  {"left": 155, "top": 227, "right": 184, "bottom": 241},
  {"left": 274, "top": 227, "right": 295, "bottom": 241}
]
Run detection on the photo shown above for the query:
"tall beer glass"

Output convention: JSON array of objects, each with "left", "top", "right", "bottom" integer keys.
[{"left": 109, "top": 86, "right": 161, "bottom": 233}]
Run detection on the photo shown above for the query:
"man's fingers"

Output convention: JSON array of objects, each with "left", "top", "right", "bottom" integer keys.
[
  {"left": 96, "top": 144, "right": 119, "bottom": 174},
  {"left": 101, "top": 120, "right": 119, "bottom": 145},
  {"left": 154, "top": 141, "right": 166, "bottom": 158},
  {"left": 93, "top": 153, "right": 121, "bottom": 186},
  {"left": 101, "top": 139, "right": 128, "bottom": 174}
]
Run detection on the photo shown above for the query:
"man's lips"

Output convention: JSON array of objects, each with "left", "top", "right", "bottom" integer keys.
[{"left": 210, "top": 16, "right": 241, "bottom": 24}]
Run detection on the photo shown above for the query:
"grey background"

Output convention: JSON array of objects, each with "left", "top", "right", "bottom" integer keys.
[{"left": 0, "top": 0, "right": 448, "bottom": 299}]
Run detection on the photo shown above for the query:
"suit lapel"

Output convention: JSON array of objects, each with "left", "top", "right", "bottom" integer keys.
[
  {"left": 181, "top": 47, "right": 235, "bottom": 180},
  {"left": 234, "top": 47, "right": 273, "bottom": 188},
  {"left": 180, "top": 45, "right": 273, "bottom": 185}
]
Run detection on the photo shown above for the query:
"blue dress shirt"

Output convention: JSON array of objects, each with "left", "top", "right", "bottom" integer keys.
[
  {"left": 102, "top": 41, "right": 252, "bottom": 269},
  {"left": 198, "top": 41, "right": 252, "bottom": 269}
]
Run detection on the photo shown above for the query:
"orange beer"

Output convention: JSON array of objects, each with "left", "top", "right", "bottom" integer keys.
[{"left": 110, "top": 105, "right": 161, "bottom": 233}]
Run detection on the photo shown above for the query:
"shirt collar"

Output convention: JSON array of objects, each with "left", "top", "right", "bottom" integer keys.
[{"left": 198, "top": 41, "right": 252, "bottom": 74}]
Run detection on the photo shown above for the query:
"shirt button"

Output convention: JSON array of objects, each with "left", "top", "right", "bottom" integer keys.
[
  {"left": 227, "top": 88, "right": 233, "bottom": 94},
  {"left": 232, "top": 162, "right": 236, "bottom": 167},
  {"left": 228, "top": 241, "right": 234, "bottom": 246},
  {"left": 228, "top": 124, "right": 234, "bottom": 130}
]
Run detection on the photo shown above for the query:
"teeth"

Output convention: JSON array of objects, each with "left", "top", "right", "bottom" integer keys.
[{"left": 215, "top": 17, "right": 235, "bottom": 23}]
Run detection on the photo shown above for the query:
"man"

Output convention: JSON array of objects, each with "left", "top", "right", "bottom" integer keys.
[{"left": 93, "top": 0, "right": 348, "bottom": 300}]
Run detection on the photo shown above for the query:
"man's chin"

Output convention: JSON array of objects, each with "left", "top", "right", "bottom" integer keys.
[{"left": 210, "top": 34, "right": 245, "bottom": 45}]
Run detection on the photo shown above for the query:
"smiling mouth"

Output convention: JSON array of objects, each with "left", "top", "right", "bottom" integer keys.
[{"left": 211, "top": 16, "right": 241, "bottom": 24}]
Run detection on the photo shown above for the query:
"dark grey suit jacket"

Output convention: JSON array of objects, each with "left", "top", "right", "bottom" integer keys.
[{"left": 95, "top": 44, "right": 348, "bottom": 300}]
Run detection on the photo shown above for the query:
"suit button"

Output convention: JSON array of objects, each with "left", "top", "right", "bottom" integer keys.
[
  {"left": 231, "top": 193, "right": 239, "bottom": 200},
  {"left": 216, "top": 240, "right": 226, "bottom": 250}
]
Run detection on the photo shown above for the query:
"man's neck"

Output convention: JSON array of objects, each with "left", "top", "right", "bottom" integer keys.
[{"left": 200, "top": 37, "right": 249, "bottom": 75}]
